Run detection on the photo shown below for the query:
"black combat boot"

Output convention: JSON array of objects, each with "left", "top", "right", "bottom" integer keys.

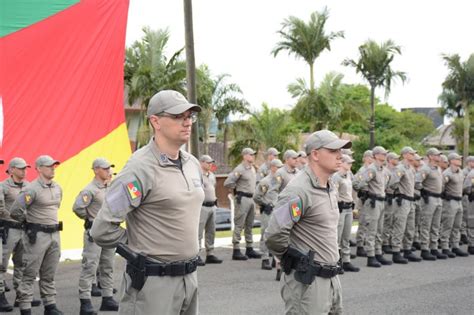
[
  {"left": 245, "top": 247, "right": 262, "bottom": 259},
  {"left": 342, "top": 262, "right": 360, "bottom": 272},
  {"left": 232, "top": 249, "right": 248, "bottom": 261},
  {"left": 382, "top": 245, "right": 393, "bottom": 254},
  {"left": 3, "top": 281, "right": 10, "bottom": 292},
  {"left": 91, "top": 283, "right": 101, "bottom": 297},
  {"left": 460, "top": 234, "right": 468, "bottom": 245},
  {"left": 44, "top": 303, "right": 63, "bottom": 315},
  {"left": 392, "top": 251, "right": 408, "bottom": 264},
  {"left": 452, "top": 247, "right": 469, "bottom": 257},
  {"left": 14, "top": 295, "right": 40, "bottom": 307},
  {"left": 356, "top": 246, "right": 367, "bottom": 257},
  {"left": 196, "top": 256, "right": 206, "bottom": 266},
  {"left": 80, "top": 299, "right": 97, "bottom": 315},
  {"left": 430, "top": 249, "right": 447, "bottom": 259},
  {"left": 20, "top": 309, "right": 31, "bottom": 315},
  {"left": 375, "top": 254, "right": 392, "bottom": 265},
  {"left": 421, "top": 250, "right": 436, "bottom": 261},
  {"left": 349, "top": 239, "right": 357, "bottom": 247},
  {"left": 205, "top": 255, "right": 223, "bottom": 264},
  {"left": 403, "top": 250, "right": 421, "bottom": 262},
  {"left": 100, "top": 296, "right": 119, "bottom": 311},
  {"left": 442, "top": 249, "right": 456, "bottom": 258},
  {"left": 261, "top": 259, "right": 272, "bottom": 270},
  {"left": 468, "top": 246, "right": 474, "bottom": 255},
  {"left": 412, "top": 241, "right": 421, "bottom": 250},
  {"left": 367, "top": 256, "right": 381, "bottom": 267},
  {"left": 0, "top": 292, "right": 13, "bottom": 312}
]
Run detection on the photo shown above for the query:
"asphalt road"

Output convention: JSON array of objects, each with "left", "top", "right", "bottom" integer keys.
[{"left": 3, "top": 244, "right": 473, "bottom": 314}]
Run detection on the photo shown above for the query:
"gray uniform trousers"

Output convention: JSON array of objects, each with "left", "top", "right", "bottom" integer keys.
[
  {"left": 402, "top": 202, "right": 416, "bottom": 250},
  {"left": 461, "top": 196, "right": 468, "bottom": 236},
  {"left": 440, "top": 200, "right": 463, "bottom": 250},
  {"left": 363, "top": 200, "right": 385, "bottom": 257},
  {"left": 0, "top": 228, "right": 24, "bottom": 292},
  {"left": 259, "top": 212, "right": 271, "bottom": 259},
  {"left": 337, "top": 210, "right": 353, "bottom": 263},
  {"left": 281, "top": 270, "right": 342, "bottom": 315},
  {"left": 355, "top": 198, "right": 367, "bottom": 247},
  {"left": 413, "top": 199, "right": 422, "bottom": 243},
  {"left": 79, "top": 230, "right": 115, "bottom": 299},
  {"left": 18, "top": 231, "right": 60, "bottom": 310},
  {"left": 419, "top": 196, "right": 443, "bottom": 251},
  {"left": 382, "top": 201, "right": 395, "bottom": 246},
  {"left": 198, "top": 205, "right": 216, "bottom": 256},
  {"left": 232, "top": 196, "right": 255, "bottom": 249},
  {"left": 467, "top": 200, "right": 474, "bottom": 246},
  {"left": 391, "top": 199, "right": 412, "bottom": 252},
  {"left": 119, "top": 270, "right": 198, "bottom": 315}
]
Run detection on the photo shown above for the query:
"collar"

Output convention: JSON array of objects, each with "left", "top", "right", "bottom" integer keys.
[
  {"left": 37, "top": 177, "right": 56, "bottom": 188},
  {"left": 284, "top": 165, "right": 297, "bottom": 174},
  {"left": 92, "top": 178, "right": 107, "bottom": 189},
  {"left": 148, "top": 138, "right": 190, "bottom": 167},
  {"left": 303, "top": 165, "right": 330, "bottom": 190}
]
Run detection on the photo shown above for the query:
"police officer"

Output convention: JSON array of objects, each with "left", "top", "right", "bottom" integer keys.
[
  {"left": 412, "top": 154, "right": 424, "bottom": 250},
  {"left": 463, "top": 165, "right": 474, "bottom": 254},
  {"left": 382, "top": 152, "right": 400, "bottom": 255},
  {"left": 333, "top": 154, "right": 359, "bottom": 272},
  {"left": 274, "top": 150, "right": 300, "bottom": 193},
  {"left": 353, "top": 146, "right": 392, "bottom": 267},
  {"left": 10, "top": 155, "right": 63, "bottom": 315},
  {"left": 266, "top": 130, "right": 350, "bottom": 314},
  {"left": 224, "top": 148, "right": 261, "bottom": 260},
  {"left": 439, "top": 154, "right": 449, "bottom": 172},
  {"left": 296, "top": 151, "right": 307, "bottom": 170},
  {"left": 90, "top": 90, "right": 203, "bottom": 315},
  {"left": 257, "top": 148, "right": 280, "bottom": 182},
  {"left": 354, "top": 150, "right": 373, "bottom": 257},
  {"left": 197, "top": 155, "right": 223, "bottom": 265},
  {"left": 416, "top": 148, "right": 447, "bottom": 260},
  {"left": 439, "top": 153, "right": 469, "bottom": 257},
  {"left": 73, "top": 158, "right": 119, "bottom": 315},
  {"left": 461, "top": 156, "right": 474, "bottom": 245},
  {"left": 253, "top": 159, "right": 283, "bottom": 270},
  {"left": 389, "top": 147, "right": 421, "bottom": 263}
]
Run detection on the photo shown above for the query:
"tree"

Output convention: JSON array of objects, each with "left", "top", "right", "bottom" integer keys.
[
  {"left": 343, "top": 39, "right": 407, "bottom": 148},
  {"left": 440, "top": 53, "right": 474, "bottom": 160},
  {"left": 124, "top": 27, "right": 187, "bottom": 147},
  {"left": 272, "top": 7, "right": 344, "bottom": 91}
]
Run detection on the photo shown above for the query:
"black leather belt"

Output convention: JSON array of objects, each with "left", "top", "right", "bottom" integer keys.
[
  {"left": 126, "top": 257, "right": 198, "bottom": 277},
  {"left": 236, "top": 191, "right": 253, "bottom": 198},
  {"left": 421, "top": 189, "right": 442, "bottom": 198},
  {"left": 396, "top": 194, "right": 415, "bottom": 202},
  {"left": 26, "top": 222, "right": 63, "bottom": 233},
  {"left": 0, "top": 220, "right": 24, "bottom": 230},
  {"left": 367, "top": 193, "right": 386, "bottom": 201},
  {"left": 289, "top": 259, "right": 340, "bottom": 279},
  {"left": 202, "top": 200, "right": 217, "bottom": 207},
  {"left": 442, "top": 194, "right": 462, "bottom": 201},
  {"left": 414, "top": 194, "right": 421, "bottom": 201}
]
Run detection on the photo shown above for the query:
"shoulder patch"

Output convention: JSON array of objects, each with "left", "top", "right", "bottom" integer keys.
[
  {"left": 445, "top": 176, "right": 449, "bottom": 183},
  {"left": 126, "top": 180, "right": 142, "bottom": 200},
  {"left": 290, "top": 198, "right": 303, "bottom": 223},
  {"left": 24, "top": 193, "right": 33, "bottom": 205},
  {"left": 276, "top": 175, "right": 282, "bottom": 183},
  {"left": 397, "top": 171, "right": 402, "bottom": 177},
  {"left": 234, "top": 172, "right": 240, "bottom": 177},
  {"left": 82, "top": 194, "right": 89, "bottom": 203}
]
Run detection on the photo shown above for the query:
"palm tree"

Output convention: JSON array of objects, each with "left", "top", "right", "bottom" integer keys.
[
  {"left": 343, "top": 39, "right": 407, "bottom": 148},
  {"left": 272, "top": 7, "right": 344, "bottom": 91},
  {"left": 440, "top": 53, "right": 474, "bottom": 160}
]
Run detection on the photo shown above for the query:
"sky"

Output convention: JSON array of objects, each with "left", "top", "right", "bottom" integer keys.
[{"left": 125, "top": 0, "right": 473, "bottom": 113}]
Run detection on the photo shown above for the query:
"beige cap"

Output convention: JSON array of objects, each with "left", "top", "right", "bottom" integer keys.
[
  {"left": 387, "top": 152, "right": 400, "bottom": 160},
  {"left": 363, "top": 150, "right": 373, "bottom": 158},
  {"left": 283, "top": 150, "right": 300, "bottom": 160},
  {"left": 400, "top": 146, "right": 417, "bottom": 155},
  {"left": 304, "top": 130, "right": 351, "bottom": 154},
  {"left": 342, "top": 154, "right": 355, "bottom": 164},
  {"left": 341, "top": 148, "right": 354, "bottom": 156},
  {"left": 270, "top": 159, "right": 284, "bottom": 168},
  {"left": 265, "top": 147, "right": 280, "bottom": 156},
  {"left": 8, "top": 157, "right": 30, "bottom": 169},
  {"left": 440, "top": 154, "right": 448, "bottom": 163},
  {"left": 92, "top": 158, "right": 114, "bottom": 169},
  {"left": 199, "top": 155, "right": 215, "bottom": 163},
  {"left": 448, "top": 152, "right": 462, "bottom": 161},
  {"left": 36, "top": 155, "right": 60, "bottom": 167},
  {"left": 147, "top": 90, "right": 201, "bottom": 117},
  {"left": 426, "top": 147, "right": 441, "bottom": 156},
  {"left": 298, "top": 151, "right": 307, "bottom": 158},
  {"left": 414, "top": 154, "right": 422, "bottom": 161},
  {"left": 241, "top": 147, "right": 256, "bottom": 155},
  {"left": 466, "top": 156, "right": 474, "bottom": 163},
  {"left": 372, "top": 146, "right": 388, "bottom": 155}
]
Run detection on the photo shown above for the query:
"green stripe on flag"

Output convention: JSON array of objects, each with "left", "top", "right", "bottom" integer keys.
[{"left": 0, "top": 0, "right": 79, "bottom": 37}]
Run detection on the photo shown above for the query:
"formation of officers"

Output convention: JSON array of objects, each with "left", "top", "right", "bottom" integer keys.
[{"left": 1, "top": 89, "right": 473, "bottom": 315}]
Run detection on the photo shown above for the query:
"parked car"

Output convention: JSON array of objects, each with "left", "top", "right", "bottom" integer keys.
[{"left": 215, "top": 207, "right": 261, "bottom": 231}]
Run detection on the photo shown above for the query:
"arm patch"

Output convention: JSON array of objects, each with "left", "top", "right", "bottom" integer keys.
[{"left": 273, "top": 195, "right": 303, "bottom": 226}]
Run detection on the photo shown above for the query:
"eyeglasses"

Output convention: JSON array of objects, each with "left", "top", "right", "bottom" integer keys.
[{"left": 155, "top": 112, "right": 198, "bottom": 123}]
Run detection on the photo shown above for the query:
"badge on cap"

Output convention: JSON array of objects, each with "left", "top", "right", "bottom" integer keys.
[
  {"left": 127, "top": 180, "right": 142, "bottom": 200},
  {"left": 290, "top": 199, "right": 302, "bottom": 223}
]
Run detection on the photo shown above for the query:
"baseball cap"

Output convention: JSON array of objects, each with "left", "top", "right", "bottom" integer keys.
[
  {"left": 466, "top": 156, "right": 474, "bottom": 163},
  {"left": 270, "top": 159, "right": 284, "bottom": 168},
  {"left": 372, "top": 146, "right": 388, "bottom": 155},
  {"left": 199, "top": 155, "right": 215, "bottom": 163},
  {"left": 342, "top": 154, "right": 355, "bottom": 164},
  {"left": 298, "top": 151, "right": 307, "bottom": 158},
  {"left": 341, "top": 148, "right": 354, "bottom": 156},
  {"left": 241, "top": 147, "right": 256, "bottom": 155},
  {"left": 426, "top": 147, "right": 441, "bottom": 156},
  {"left": 265, "top": 147, "right": 280, "bottom": 156},
  {"left": 400, "top": 146, "right": 417, "bottom": 155},
  {"left": 386, "top": 152, "right": 400, "bottom": 160},
  {"left": 36, "top": 155, "right": 60, "bottom": 167},
  {"left": 440, "top": 154, "right": 448, "bottom": 163},
  {"left": 283, "top": 150, "right": 300, "bottom": 160},
  {"left": 92, "top": 158, "right": 114, "bottom": 169},
  {"left": 414, "top": 154, "right": 422, "bottom": 161},
  {"left": 448, "top": 152, "right": 462, "bottom": 161},
  {"left": 304, "top": 130, "right": 351, "bottom": 154},
  {"left": 147, "top": 90, "right": 201, "bottom": 117},
  {"left": 363, "top": 150, "right": 373, "bottom": 158},
  {"left": 8, "top": 158, "right": 30, "bottom": 169}
]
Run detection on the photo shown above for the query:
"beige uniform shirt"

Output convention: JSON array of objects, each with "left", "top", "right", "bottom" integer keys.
[
  {"left": 253, "top": 174, "right": 279, "bottom": 207},
  {"left": 463, "top": 169, "right": 474, "bottom": 195},
  {"left": 10, "top": 178, "right": 62, "bottom": 225},
  {"left": 223, "top": 162, "right": 256, "bottom": 194},
  {"left": 257, "top": 162, "right": 270, "bottom": 183},
  {"left": 352, "top": 165, "right": 368, "bottom": 192},
  {"left": 353, "top": 163, "right": 386, "bottom": 197},
  {"left": 416, "top": 164, "right": 442, "bottom": 194},
  {"left": 202, "top": 172, "right": 217, "bottom": 203},
  {"left": 72, "top": 178, "right": 108, "bottom": 220},
  {"left": 274, "top": 165, "right": 298, "bottom": 193},
  {"left": 332, "top": 172, "right": 353, "bottom": 203},
  {"left": 265, "top": 166, "right": 340, "bottom": 265},
  {"left": 390, "top": 160, "right": 415, "bottom": 197},
  {"left": 90, "top": 139, "right": 205, "bottom": 262},
  {"left": 1, "top": 178, "right": 29, "bottom": 221},
  {"left": 443, "top": 167, "right": 463, "bottom": 198},
  {"left": 384, "top": 166, "right": 396, "bottom": 195}
]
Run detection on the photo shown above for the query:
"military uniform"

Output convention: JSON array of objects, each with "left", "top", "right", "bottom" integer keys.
[
  {"left": 257, "top": 162, "right": 270, "bottom": 183},
  {"left": 463, "top": 169, "right": 474, "bottom": 254},
  {"left": 354, "top": 165, "right": 369, "bottom": 253},
  {"left": 382, "top": 165, "right": 396, "bottom": 252},
  {"left": 10, "top": 177, "right": 63, "bottom": 311},
  {"left": 461, "top": 163, "right": 473, "bottom": 242},
  {"left": 199, "top": 169, "right": 218, "bottom": 260},
  {"left": 90, "top": 139, "right": 204, "bottom": 315},
  {"left": 274, "top": 165, "right": 298, "bottom": 193}
]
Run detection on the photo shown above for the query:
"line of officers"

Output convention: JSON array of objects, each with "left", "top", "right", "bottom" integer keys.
[{"left": 0, "top": 156, "right": 119, "bottom": 315}]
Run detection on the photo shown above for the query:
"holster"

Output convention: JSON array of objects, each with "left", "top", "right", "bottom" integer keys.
[
  {"left": 469, "top": 193, "right": 474, "bottom": 202},
  {"left": 396, "top": 196, "right": 402, "bottom": 207},
  {"left": 27, "top": 228, "right": 37, "bottom": 244},
  {"left": 386, "top": 194, "right": 394, "bottom": 206},
  {"left": 0, "top": 227, "right": 6, "bottom": 245},
  {"left": 236, "top": 195, "right": 242, "bottom": 205},
  {"left": 370, "top": 198, "right": 376, "bottom": 208},
  {"left": 281, "top": 247, "right": 316, "bottom": 285},
  {"left": 260, "top": 204, "right": 273, "bottom": 215},
  {"left": 117, "top": 243, "right": 147, "bottom": 291},
  {"left": 357, "top": 191, "right": 368, "bottom": 204}
]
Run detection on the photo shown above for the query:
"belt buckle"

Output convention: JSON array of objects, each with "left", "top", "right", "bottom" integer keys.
[{"left": 169, "top": 263, "right": 186, "bottom": 276}]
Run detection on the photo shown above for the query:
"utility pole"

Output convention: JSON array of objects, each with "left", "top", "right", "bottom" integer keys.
[{"left": 183, "top": 0, "right": 199, "bottom": 157}]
